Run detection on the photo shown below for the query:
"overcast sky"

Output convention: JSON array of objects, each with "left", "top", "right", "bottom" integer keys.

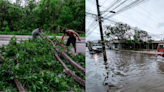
[
  {"left": 9, "top": 0, "right": 40, "bottom": 7},
  {"left": 86, "top": 0, "right": 164, "bottom": 42}
]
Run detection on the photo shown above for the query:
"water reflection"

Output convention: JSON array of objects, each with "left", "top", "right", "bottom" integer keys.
[{"left": 86, "top": 49, "right": 164, "bottom": 92}]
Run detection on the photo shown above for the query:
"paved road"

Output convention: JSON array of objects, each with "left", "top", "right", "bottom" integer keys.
[{"left": 0, "top": 35, "right": 85, "bottom": 55}]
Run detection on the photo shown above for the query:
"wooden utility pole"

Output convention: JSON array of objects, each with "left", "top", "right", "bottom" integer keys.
[{"left": 96, "top": 0, "right": 107, "bottom": 62}]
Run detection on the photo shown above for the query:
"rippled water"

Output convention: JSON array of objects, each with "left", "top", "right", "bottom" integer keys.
[{"left": 86, "top": 49, "right": 164, "bottom": 92}]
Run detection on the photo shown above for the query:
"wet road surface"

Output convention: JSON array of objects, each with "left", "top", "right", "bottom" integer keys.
[
  {"left": 0, "top": 35, "right": 85, "bottom": 55},
  {"left": 86, "top": 49, "right": 164, "bottom": 92}
]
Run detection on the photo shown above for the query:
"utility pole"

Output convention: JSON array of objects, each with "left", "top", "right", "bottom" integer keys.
[{"left": 96, "top": 0, "right": 107, "bottom": 62}]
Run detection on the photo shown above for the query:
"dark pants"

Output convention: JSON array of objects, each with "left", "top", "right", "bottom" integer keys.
[
  {"left": 32, "top": 34, "right": 37, "bottom": 40},
  {"left": 66, "top": 37, "right": 76, "bottom": 48}
]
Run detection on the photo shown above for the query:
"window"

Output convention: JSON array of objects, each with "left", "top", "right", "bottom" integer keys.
[{"left": 159, "top": 45, "right": 163, "bottom": 49}]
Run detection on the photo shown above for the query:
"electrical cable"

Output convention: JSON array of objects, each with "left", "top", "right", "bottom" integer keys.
[
  {"left": 138, "top": 5, "right": 164, "bottom": 22},
  {"left": 105, "top": 0, "right": 146, "bottom": 18},
  {"left": 119, "top": 13, "right": 157, "bottom": 31},
  {"left": 86, "top": 23, "right": 98, "bottom": 37},
  {"left": 103, "top": 0, "right": 120, "bottom": 13},
  {"left": 100, "top": 0, "right": 107, "bottom": 7},
  {"left": 112, "top": 0, "right": 127, "bottom": 11}
]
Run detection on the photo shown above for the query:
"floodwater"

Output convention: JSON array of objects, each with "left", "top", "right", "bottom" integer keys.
[{"left": 86, "top": 48, "right": 164, "bottom": 92}]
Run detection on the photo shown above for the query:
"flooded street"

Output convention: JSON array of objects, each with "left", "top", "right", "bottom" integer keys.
[{"left": 86, "top": 49, "right": 164, "bottom": 92}]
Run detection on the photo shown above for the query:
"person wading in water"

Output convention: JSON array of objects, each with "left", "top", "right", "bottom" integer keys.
[{"left": 59, "top": 28, "right": 81, "bottom": 56}]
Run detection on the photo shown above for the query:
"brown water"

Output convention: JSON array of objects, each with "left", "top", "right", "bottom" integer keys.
[{"left": 86, "top": 49, "right": 164, "bottom": 92}]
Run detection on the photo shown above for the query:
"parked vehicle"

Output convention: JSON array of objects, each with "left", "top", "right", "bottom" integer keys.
[
  {"left": 87, "top": 41, "right": 103, "bottom": 53},
  {"left": 156, "top": 43, "right": 164, "bottom": 58}
]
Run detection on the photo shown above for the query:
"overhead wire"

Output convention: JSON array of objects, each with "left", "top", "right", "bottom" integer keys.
[
  {"left": 87, "top": 0, "right": 106, "bottom": 9},
  {"left": 111, "top": 0, "right": 127, "bottom": 12},
  {"left": 100, "top": 0, "right": 107, "bottom": 7},
  {"left": 102, "top": 0, "right": 129, "bottom": 18},
  {"left": 138, "top": 5, "right": 164, "bottom": 23},
  {"left": 86, "top": 0, "right": 120, "bottom": 37},
  {"left": 86, "top": 16, "right": 95, "bottom": 28},
  {"left": 103, "top": 0, "right": 120, "bottom": 13},
  {"left": 86, "top": 23, "right": 99, "bottom": 37},
  {"left": 111, "top": 0, "right": 161, "bottom": 25},
  {"left": 86, "top": 20, "right": 97, "bottom": 33},
  {"left": 119, "top": 13, "right": 157, "bottom": 31},
  {"left": 105, "top": 0, "right": 146, "bottom": 18},
  {"left": 128, "top": 7, "right": 161, "bottom": 24},
  {"left": 85, "top": 12, "right": 97, "bottom": 33},
  {"left": 86, "top": 0, "right": 119, "bottom": 36},
  {"left": 87, "top": 0, "right": 94, "bottom": 13}
]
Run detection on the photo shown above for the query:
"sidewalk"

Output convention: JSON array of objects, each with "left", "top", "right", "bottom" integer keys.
[{"left": 121, "top": 50, "right": 157, "bottom": 55}]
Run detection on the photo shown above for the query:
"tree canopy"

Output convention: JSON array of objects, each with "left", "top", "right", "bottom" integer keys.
[
  {"left": 104, "top": 22, "right": 153, "bottom": 49},
  {"left": 0, "top": 0, "right": 85, "bottom": 33}
]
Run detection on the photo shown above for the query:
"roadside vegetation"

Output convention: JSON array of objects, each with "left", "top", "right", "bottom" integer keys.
[
  {"left": 0, "top": 0, "right": 85, "bottom": 35},
  {"left": 0, "top": 36, "right": 85, "bottom": 91},
  {"left": 105, "top": 22, "right": 153, "bottom": 50}
]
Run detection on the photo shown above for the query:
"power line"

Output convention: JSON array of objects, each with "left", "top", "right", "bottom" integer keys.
[
  {"left": 86, "top": 20, "right": 97, "bottom": 33},
  {"left": 103, "top": 0, "right": 120, "bottom": 13},
  {"left": 86, "top": 23, "right": 98, "bottom": 37},
  {"left": 130, "top": 8, "right": 160, "bottom": 24},
  {"left": 102, "top": 0, "right": 131, "bottom": 19},
  {"left": 87, "top": 0, "right": 94, "bottom": 13},
  {"left": 107, "top": 1, "right": 161, "bottom": 25},
  {"left": 85, "top": 12, "right": 98, "bottom": 33},
  {"left": 112, "top": 0, "right": 127, "bottom": 11},
  {"left": 105, "top": 0, "right": 146, "bottom": 19},
  {"left": 119, "top": 13, "right": 157, "bottom": 31},
  {"left": 85, "top": 12, "right": 96, "bottom": 30},
  {"left": 100, "top": 0, "right": 107, "bottom": 6},
  {"left": 138, "top": 5, "right": 164, "bottom": 23},
  {"left": 86, "top": 16, "right": 94, "bottom": 20},
  {"left": 86, "top": 24, "right": 98, "bottom": 37},
  {"left": 87, "top": 0, "right": 106, "bottom": 9},
  {"left": 86, "top": 18, "right": 117, "bottom": 37},
  {"left": 86, "top": 16, "right": 96, "bottom": 29}
]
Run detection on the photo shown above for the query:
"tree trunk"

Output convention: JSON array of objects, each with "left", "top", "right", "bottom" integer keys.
[
  {"left": 0, "top": 54, "right": 5, "bottom": 62},
  {"left": 45, "top": 35, "right": 85, "bottom": 87},
  {"left": 54, "top": 52, "right": 85, "bottom": 87},
  {"left": 14, "top": 75, "right": 26, "bottom": 92},
  {"left": 57, "top": 50, "right": 85, "bottom": 75}
]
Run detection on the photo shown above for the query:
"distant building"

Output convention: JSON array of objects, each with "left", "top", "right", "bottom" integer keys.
[{"left": 108, "top": 39, "right": 163, "bottom": 50}]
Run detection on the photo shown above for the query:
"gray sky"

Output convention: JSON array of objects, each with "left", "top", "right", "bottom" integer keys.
[
  {"left": 9, "top": 0, "right": 40, "bottom": 7},
  {"left": 86, "top": 0, "right": 164, "bottom": 42}
]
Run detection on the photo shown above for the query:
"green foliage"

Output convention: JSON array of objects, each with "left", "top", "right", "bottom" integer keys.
[
  {"left": 4, "top": 26, "right": 10, "bottom": 32},
  {"left": 0, "top": 36, "right": 85, "bottom": 91},
  {"left": 0, "top": 0, "right": 84, "bottom": 33},
  {"left": 3, "top": 20, "right": 8, "bottom": 26}
]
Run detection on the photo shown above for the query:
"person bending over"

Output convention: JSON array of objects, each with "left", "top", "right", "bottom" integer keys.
[{"left": 59, "top": 28, "right": 81, "bottom": 56}]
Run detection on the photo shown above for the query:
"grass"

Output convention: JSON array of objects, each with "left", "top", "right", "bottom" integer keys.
[{"left": 0, "top": 31, "right": 85, "bottom": 37}]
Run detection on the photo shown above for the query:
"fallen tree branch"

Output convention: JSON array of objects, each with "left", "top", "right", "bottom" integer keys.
[
  {"left": 0, "top": 54, "right": 5, "bottom": 62},
  {"left": 46, "top": 36, "right": 85, "bottom": 74},
  {"left": 0, "top": 55, "right": 5, "bottom": 77},
  {"left": 57, "top": 51, "right": 85, "bottom": 75},
  {"left": 45, "top": 36, "right": 85, "bottom": 87},
  {"left": 54, "top": 52, "right": 85, "bottom": 87},
  {"left": 14, "top": 75, "right": 26, "bottom": 92},
  {"left": 13, "top": 55, "right": 26, "bottom": 92}
]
